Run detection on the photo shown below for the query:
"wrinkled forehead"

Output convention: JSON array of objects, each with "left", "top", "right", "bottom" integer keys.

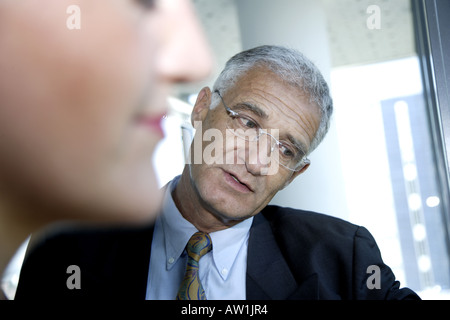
[
  {"left": 234, "top": 67, "right": 321, "bottom": 121},
  {"left": 226, "top": 65, "right": 320, "bottom": 111}
]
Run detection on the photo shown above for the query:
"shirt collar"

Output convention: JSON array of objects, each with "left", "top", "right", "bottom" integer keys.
[
  {"left": 209, "top": 217, "right": 253, "bottom": 280},
  {"left": 160, "top": 175, "right": 253, "bottom": 280}
]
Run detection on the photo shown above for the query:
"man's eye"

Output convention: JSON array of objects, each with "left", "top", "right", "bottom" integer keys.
[
  {"left": 237, "top": 116, "right": 258, "bottom": 129},
  {"left": 279, "top": 144, "right": 296, "bottom": 159}
]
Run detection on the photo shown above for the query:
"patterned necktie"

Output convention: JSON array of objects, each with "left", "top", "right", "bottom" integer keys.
[{"left": 176, "top": 232, "right": 212, "bottom": 300}]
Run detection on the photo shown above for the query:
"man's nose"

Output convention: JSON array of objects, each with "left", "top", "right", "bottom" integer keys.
[
  {"left": 241, "top": 140, "right": 278, "bottom": 176},
  {"left": 155, "top": 0, "right": 213, "bottom": 84}
]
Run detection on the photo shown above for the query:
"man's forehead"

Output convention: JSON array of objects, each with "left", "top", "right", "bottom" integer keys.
[
  {"left": 229, "top": 66, "right": 312, "bottom": 107},
  {"left": 224, "top": 64, "right": 321, "bottom": 130},
  {"left": 233, "top": 65, "right": 283, "bottom": 88},
  {"left": 228, "top": 72, "right": 316, "bottom": 118}
]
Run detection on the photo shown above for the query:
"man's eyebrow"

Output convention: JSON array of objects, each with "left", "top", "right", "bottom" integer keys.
[
  {"left": 286, "top": 133, "right": 308, "bottom": 156},
  {"left": 231, "top": 102, "right": 268, "bottom": 120}
]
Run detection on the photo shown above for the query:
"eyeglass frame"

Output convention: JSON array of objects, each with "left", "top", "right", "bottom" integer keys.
[{"left": 214, "top": 90, "right": 310, "bottom": 172}]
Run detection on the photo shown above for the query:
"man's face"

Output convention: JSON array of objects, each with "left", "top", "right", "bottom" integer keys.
[
  {"left": 0, "top": 0, "right": 211, "bottom": 223},
  {"left": 189, "top": 66, "right": 321, "bottom": 223}
]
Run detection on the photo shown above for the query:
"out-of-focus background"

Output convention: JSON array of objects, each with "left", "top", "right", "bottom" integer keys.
[{"left": 3, "top": 0, "right": 450, "bottom": 300}]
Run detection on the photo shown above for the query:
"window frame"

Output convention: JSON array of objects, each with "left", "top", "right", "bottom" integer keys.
[{"left": 412, "top": 0, "right": 450, "bottom": 260}]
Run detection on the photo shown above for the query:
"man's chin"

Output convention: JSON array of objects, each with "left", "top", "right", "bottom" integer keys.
[{"left": 205, "top": 204, "right": 256, "bottom": 225}]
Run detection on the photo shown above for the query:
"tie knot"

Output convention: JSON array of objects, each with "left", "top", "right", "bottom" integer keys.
[{"left": 186, "top": 232, "right": 212, "bottom": 262}]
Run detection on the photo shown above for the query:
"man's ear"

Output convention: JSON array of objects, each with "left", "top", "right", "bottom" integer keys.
[
  {"left": 191, "top": 87, "right": 212, "bottom": 127},
  {"left": 281, "top": 162, "right": 310, "bottom": 189}
]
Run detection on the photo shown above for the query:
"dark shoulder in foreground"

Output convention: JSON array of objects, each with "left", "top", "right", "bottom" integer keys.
[{"left": 15, "top": 222, "right": 154, "bottom": 300}]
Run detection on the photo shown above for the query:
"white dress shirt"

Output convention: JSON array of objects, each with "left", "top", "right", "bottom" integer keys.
[{"left": 146, "top": 176, "right": 253, "bottom": 300}]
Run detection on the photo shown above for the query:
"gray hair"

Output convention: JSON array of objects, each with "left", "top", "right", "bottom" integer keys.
[{"left": 211, "top": 45, "right": 333, "bottom": 154}]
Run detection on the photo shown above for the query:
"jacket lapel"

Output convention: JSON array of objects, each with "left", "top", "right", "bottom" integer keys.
[
  {"left": 246, "top": 213, "right": 319, "bottom": 300},
  {"left": 246, "top": 213, "right": 298, "bottom": 299}
]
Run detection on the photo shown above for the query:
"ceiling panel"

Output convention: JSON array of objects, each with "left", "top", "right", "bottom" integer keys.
[
  {"left": 175, "top": 0, "right": 417, "bottom": 98},
  {"left": 321, "top": 0, "right": 416, "bottom": 67}
]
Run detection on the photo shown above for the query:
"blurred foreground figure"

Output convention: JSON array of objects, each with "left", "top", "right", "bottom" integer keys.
[{"left": 0, "top": 0, "right": 212, "bottom": 293}]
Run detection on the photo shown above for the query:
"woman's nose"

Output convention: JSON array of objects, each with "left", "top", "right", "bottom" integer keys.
[{"left": 155, "top": 0, "right": 213, "bottom": 84}]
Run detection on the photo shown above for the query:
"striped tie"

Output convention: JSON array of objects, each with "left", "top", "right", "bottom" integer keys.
[{"left": 176, "top": 232, "right": 212, "bottom": 300}]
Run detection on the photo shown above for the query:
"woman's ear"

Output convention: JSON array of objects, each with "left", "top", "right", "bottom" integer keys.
[{"left": 191, "top": 87, "right": 212, "bottom": 126}]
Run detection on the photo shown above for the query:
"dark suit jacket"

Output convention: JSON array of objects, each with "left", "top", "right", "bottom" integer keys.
[{"left": 15, "top": 205, "right": 419, "bottom": 300}]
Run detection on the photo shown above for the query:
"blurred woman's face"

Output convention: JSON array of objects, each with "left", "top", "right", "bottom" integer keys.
[{"left": 0, "top": 0, "right": 212, "bottom": 223}]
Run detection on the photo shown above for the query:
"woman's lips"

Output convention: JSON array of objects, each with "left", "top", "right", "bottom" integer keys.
[{"left": 136, "top": 114, "right": 165, "bottom": 138}]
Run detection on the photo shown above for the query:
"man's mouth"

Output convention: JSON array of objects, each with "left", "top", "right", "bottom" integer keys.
[{"left": 223, "top": 170, "right": 253, "bottom": 193}]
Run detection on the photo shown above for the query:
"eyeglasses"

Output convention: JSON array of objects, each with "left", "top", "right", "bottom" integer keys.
[{"left": 214, "top": 90, "right": 310, "bottom": 172}]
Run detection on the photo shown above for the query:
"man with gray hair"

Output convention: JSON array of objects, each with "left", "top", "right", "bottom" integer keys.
[{"left": 17, "top": 45, "right": 419, "bottom": 300}]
